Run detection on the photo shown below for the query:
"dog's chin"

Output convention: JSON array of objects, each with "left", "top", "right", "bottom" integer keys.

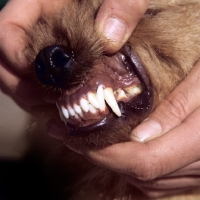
[{"left": 54, "top": 44, "right": 153, "bottom": 148}]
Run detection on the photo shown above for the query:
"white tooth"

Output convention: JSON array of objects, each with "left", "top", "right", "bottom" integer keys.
[
  {"left": 56, "top": 103, "right": 65, "bottom": 121},
  {"left": 80, "top": 98, "right": 89, "bottom": 112},
  {"left": 61, "top": 106, "right": 69, "bottom": 119},
  {"left": 133, "top": 86, "right": 142, "bottom": 95},
  {"left": 116, "top": 88, "right": 122, "bottom": 94},
  {"left": 67, "top": 106, "right": 75, "bottom": 116},
  {"left": 124, "top": 85, "right": 135, "bottom": 94},
  {"left": 88, "top": 92, "right": 100, "bottom": 109},
  {"left": 117, "top": 89, "right": 127, "bottom": 100},
  {"left": 59, "top": 109, "right": 65, "bottom": 121},
  {"left": 89, "top": 104, "right": 97, "bottom": 114},
  {"left": 124, "top": 85, "right": 142, "bottom": 95},
  {"left": 74, "top": 114, "right": 79, "bottom": 119},
  {"left": 74, "top": 104, "right": 82, "bottom": 114},
  {"left": 96, "top": 85, "right": 106, "bottom": 111},
  {"left": 103, "top": 87, "right": 122, "bottom": 117},
  {"left": 79, "top": 112, "right": 83, "bottom": 118}
]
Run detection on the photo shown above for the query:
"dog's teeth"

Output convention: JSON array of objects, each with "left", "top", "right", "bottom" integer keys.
[
  {"left": 67, "top": 106, "right": 76, "bottom": 116},
  {"left": 89, "top": 104, "right": 97, "bottom": 114},
  {"left": 124, "top": 85, "right": 135, "bottom": 94},
  {"left": 74, "top": 104, "right": 82, "bottom": 114},
  {"left": 116, "top": 88, "right": 122, "bottom": 94},
  {"left": 59, "top": 109, "right": 65, "bottom": 121},
  {"left": 80, "top": 98, "right": 89, "bottom": 112},
  {"left": 96, "top": 85, "right": 106, "bottom": 111},
  {"left": 133, "top": 86, "right": 142, "bottom": 95},
  {"left": 88, "top": 92, "right": 100, "bottom": 109},
  {"left": 74, "top": 114, "right": 79, "bottom": 119},
  {"left": 124, "top": 85, "right": 142, "bottom": 95},
  {"left": 61, "top": 106, "right": 69, "bottom": 119},
  {"left": 56, "top": 103, "right": 65, "bottom": 122},
  {"left": 116, "top": 89, "right": 127, "bottom": 100},
  {"left": 103, "top": 87, "right": 122, "bottom": 117}
]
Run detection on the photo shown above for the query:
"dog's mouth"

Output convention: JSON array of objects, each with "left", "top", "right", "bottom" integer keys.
[{"left": 56, "top": 44, "right": 152, "bottom": 136}]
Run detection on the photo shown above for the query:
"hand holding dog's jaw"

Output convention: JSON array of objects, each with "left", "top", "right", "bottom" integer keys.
[
  {"left": 131, "top": 60, "right": 200, "bottom": 142},
  {"left": 85, "top": 60, "right": 200, "bottom": 198},
  {"left": 0, "top": 0, "right": 68, "bottom": 110},
  {"left": 95, "top": 0, "right": 150, "bottom": 53}
]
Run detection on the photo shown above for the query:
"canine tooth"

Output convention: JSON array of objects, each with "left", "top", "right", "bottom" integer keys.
[
  {"left": 96, "top": 85, "right": 106, "bottom": 111},
  {"left": 61, "top": 106, "right": 69, "bottom": 119},
  {"left": 103, "top": 88, "right": 122, "bottom": 117},
  {"left": 74, "top": 104, "right": 82, "bottom": 114},
  {"left": 80, "top": 98, "right": 89, "bottom": 112},
  {"left": 88, "top": 92, "right": 100, "bottom": 109},
  {"left": 67, "top": 106, "right": 76, "bottom": 116},
  {"left": 124, "top": 85, "right": 142, "bottom": 95},
  {"left": 89, "top": 104, "right": 97, "bottom": 114}
]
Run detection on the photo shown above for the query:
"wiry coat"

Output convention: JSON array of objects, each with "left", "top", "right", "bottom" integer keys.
[{"left": 25, "top": 0, "right": 200, "bottom": 199}]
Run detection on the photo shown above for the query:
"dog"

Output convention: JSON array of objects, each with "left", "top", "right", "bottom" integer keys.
[{"left": 24, "top": 0, "right": 200, "bottom": 199}]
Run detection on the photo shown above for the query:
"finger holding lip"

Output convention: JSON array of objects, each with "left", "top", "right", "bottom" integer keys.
[{"left": 95, "top": 0, "right": 150, "bottom": 53}]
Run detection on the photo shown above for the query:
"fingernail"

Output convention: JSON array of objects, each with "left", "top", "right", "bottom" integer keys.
[
  {"left": 103, "top": 17, "right": 127, "bottom": 44},
  {"left": 130, "top": 119, "right": 163, "bottom": 142}
]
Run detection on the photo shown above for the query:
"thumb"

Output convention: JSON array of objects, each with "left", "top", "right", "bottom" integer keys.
[
  {"left": 131, "top": 60, "right": 200, "bottom": 142},
  {"left": 95, "top": 0, "right": 149, "bottom": 53}
]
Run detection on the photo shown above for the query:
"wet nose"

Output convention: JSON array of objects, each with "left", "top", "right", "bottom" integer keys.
[{"left": 35, "top": 45, "right": 74, "bottom": 88}]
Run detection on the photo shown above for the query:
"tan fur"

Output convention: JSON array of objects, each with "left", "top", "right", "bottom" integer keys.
[
  {"left": 131, "top": 0, "right": 200, "bottom": 104},
  {"left": 25, "top": 0, "right": 200, "bottom": 199}
]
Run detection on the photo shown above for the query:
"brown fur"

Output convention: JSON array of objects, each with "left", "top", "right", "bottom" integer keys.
[{"left": 25, "top": 0, "right": 200, "bottom": 199}]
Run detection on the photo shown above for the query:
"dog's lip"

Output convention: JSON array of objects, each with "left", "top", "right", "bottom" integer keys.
[
  {"left": 67, "top": 101, "right": 126, "bottom": 136},
  {"left": 57, "top": 44, "right": 152, "bottom": 136}
]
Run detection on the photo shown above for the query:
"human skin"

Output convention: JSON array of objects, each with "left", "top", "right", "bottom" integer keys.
[
  {"left": 1, "top": 0, "right": 200, "bottom": 198},
  {"left": 85, "top": 60, "right": 200, "bottom": 198},
  {"left": 0, "top": 0, "right": 67, "bottom": 111}
]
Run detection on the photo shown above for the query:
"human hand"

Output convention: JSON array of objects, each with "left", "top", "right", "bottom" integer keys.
[
  {"left": 0, "top": 0, "right": 66, "bottom": 112},
  {"left": 95, "top": 0, "right": 150, "bottom": 53},
  {"left": 84, "top": 60, "right": 200, "bottom": 198}
]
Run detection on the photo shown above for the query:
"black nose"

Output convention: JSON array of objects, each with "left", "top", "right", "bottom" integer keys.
[{"left": 35, "top": 45, "right": 74, "bottom": 88}]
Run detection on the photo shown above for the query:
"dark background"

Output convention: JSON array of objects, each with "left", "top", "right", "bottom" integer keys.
[
  {"left": 0, "top": 1, "right": 69, "bottom": 199},
  {"left": 0, "top": 0, "right": 7, "bottom": 10}
]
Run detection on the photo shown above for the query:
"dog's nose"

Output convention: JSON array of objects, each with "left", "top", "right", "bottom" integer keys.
[{"left": 35, "top": 45, "right": 74, "bottom": 88}]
